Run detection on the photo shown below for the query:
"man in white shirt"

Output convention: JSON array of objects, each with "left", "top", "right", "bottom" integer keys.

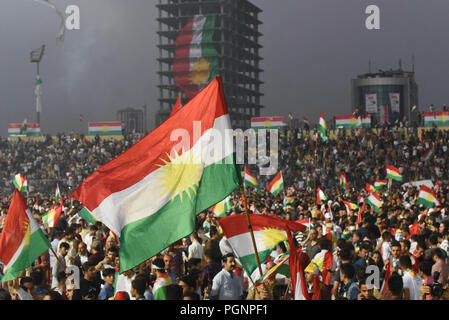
[
  {"left": 400, "top": 255, "right": 421, "bottom": 300},
  {"left": 187, "top": 232, "right": 203, "bottom": 262},
  {"left": 210, "top": 253, "right": 243, "bottom": 300}
]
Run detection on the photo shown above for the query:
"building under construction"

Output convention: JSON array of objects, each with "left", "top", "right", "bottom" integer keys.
[{"left": 156, "top": 0, "right": 263, "bottom": 129}]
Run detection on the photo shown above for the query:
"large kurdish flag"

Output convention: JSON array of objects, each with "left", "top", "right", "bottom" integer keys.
[
  {"left": 218, "top": 214, "right": 306, "bottom": 283},
  {"left": 423, "top": 112, "right": 449, "bottom": 126},
  {"left": 250, "top": 117, "right": 287, "bottom": 130},
  {"left": 0, "top": 190, "right": 50, "bottom": 283},
  {"left": 88, "top": 122, "right": 122, "bottom": 136},
  {"left": 267, "top": 171, "right": 284, "bottom": 197},
  {"left": 385, "top": 165, "right": 402, "bottom": 181},
  {"left": 8, "top": 123, "right": 41, "bottom": 137},
  {"left": 335, "top": 115, "right": 371, "bottom": 128},
  {"left": 417, "top": 185, "right": 441, "bottom": 208},
  {"left": 74, "top": 77, "right": 241, "bottom": 272},
  {"left": 173, "top": 14, "right": 219, "bottom": 99}
]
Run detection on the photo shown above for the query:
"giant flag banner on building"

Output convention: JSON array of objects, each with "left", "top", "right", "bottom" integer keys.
[
  {"left": 218, "top": 214, "right": 306, "bottom": 284},
  {"left": 0, "top": 190, "right": 51, "bottom": 283},
  {"left": 250, "top": 117, "right": 287, "bottom": 130},
  {"left": 88, "top": 122, "right": 122, "bottom": 136},
  {"left": 8, "top": 123, "right": 41, "bottom": 137},
  {"left": 173, "top": 14, "right": 219, "bottom": 99},
  {"left": 423, "top": 111, "right": 449, "bottom": 127},
  {"left": 389, "top": 93, "right": 400, "bottom": 113},
  {"left": 12, "top": 174, "right": 28, "bottom": 192},
  {"left": 417, "top": 185, "right": 441, "bottom": 208},
  {"left": 74, "top": 76, "right": 241, "bottom": 272},
  {"left": 334, "top": 115, "right": 371, "bottom": 128},
  {"left": 365, "top": 93, "right": 378, "bottom": 113},
  {"left": 267, "top": 171, "right": 284, "bottom": 197},
  {"left": 386, "top": 165, "right": 403, "bottom": 181}
]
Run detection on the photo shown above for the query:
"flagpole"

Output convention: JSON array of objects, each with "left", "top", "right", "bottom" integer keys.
[
  {"left": 240, "top": 185, "right": 264, "bottom": 277},
  {"left": 49, "top": 246, "right": 67, "bottom": 274}
]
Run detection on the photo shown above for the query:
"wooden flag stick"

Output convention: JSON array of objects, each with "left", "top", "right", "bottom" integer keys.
[
  {"left": 49, "top": 247, "right": 67, "bottom": 274},
  {"left": 240, "top": 185, "right": 263, "bottom": 277}
]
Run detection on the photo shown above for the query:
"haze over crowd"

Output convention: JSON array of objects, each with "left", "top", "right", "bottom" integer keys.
[{"left": 1, "top": 0, "right": 448, "bottom": 135}]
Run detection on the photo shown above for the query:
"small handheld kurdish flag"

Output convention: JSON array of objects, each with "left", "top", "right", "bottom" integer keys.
[
  {"left": 210, "top": 196, "right": 233, "bottom": 219},
  {"left": 41, "top": 204, "right": 62, "bottom": 228},
  {"left": 385, "top": 165, "right": 402, "bottom": 181},
  {"left": 365, "top": 183, "right": 376, "bottom": 194},
  {"left": 317, "top": 187, "right": 327, "bottom": 205},
  {"left": 267, "top": 171, "right": 284, "bottom": 197},
  {"left": 374, "top": 180, "right": 387, "bottom": 190},
  {"left": 343, "top": 201, "right": 359, "bottom": 214},
  {"left": 218, "top": 214, "right": 306, "bottom": 284},
  {"left": 366, "top": 191, "right": 383, "bottom": 213},
  {"left": 0, "top": 190, "right": 50, "bottom": 283},
  {"left": 339, "top": 173, "right": 349, "bottom": 193},
  {"left": 12, "top": 174, "right": 28, "bottom": 192},
  {"left": 417, "top": 185, "right": 441, "bottom": 208},
  {"left": 244, "top": 167, "right": 259, "bottom": 191},
  {"left": 254, "top": 255, "right": 289, "bottom": 288},
  {"left": 319, "top": 113, "right": 328, "bottom": 142}
]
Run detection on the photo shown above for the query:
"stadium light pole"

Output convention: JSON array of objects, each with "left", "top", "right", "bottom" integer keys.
[{"left": 30, "top": 45, "right": 46, "bottom": 126}]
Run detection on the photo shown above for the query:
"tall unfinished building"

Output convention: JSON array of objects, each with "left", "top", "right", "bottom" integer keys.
[{"left": 156, "top": 0, "right": 263, "bottom": 129}]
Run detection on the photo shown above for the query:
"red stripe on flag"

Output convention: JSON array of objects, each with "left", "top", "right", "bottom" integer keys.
[
  {"left": 217, "top": 214, "right": 306, "bottom": 239},
  {"left": 0, "top": 190, "right": 30, "bottom": 265}
]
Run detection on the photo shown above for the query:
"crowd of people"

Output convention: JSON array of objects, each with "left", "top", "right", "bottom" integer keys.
[{"left": 0, "top": 124, "right": 448, "bottom": 300}]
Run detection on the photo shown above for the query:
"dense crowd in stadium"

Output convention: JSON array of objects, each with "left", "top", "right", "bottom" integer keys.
[{"left": 0, "top": 124, "right": 448, "bottom": 300}]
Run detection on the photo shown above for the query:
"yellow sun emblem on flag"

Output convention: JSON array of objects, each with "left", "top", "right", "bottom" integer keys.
[
  {"left": 23, "top": 220, "right": 31, "bottom": 246},
  {"left": 156, "top": 149, "right": 204, "bottom": 202},
  {"left": 259, "top": 228, "right": 287, "bottom": 250},
  {"left": 190, "top": 58, "right": 210, "bottom": 85}
]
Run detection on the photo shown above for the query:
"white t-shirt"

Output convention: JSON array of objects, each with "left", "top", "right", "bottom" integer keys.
[
  {"left": 402, "top": 270, "right": 422, "bottom": 300},
  {"left": 381, "top": 241, "right": 391, "bottom": 262},
  {"left": 188, "top": 241, "right": 203, "bottom": 260},
  {"left": 211, "top": 269, "right": 243, "bottom": 300}
]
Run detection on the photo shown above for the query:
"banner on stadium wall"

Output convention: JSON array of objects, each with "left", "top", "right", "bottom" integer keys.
[
  {"left": 8, "top": 123, "right": 41, "bottom": 137},
  {"left": 365, "top": 93, "right": 378, "bottom": 113},
  {"left": 88, "top": 122, "right": 122, "bottom": 136},
  {"left": 389, "top": 93, "right": 400, "bottom": 113},
  {"left": 423, "top": 112, "right": 449, "bottom": 127},
  {"left": 335, "top": 114, "right": 371, "bottom": 128},
  {"left": 250, "top": 117, "right": 287, "bottom": 130},
  {"left": 401, "top": 180, "right": 433, "bottom": 190}
]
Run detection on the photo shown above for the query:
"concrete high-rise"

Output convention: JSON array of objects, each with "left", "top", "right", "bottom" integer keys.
[{"left": 156, "top": 0, "right": 264, "bottom": 129}]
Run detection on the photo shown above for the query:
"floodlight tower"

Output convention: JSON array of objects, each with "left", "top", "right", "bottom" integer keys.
[{"left": 30, "top": 45, "right": 46, "bottom": 125}]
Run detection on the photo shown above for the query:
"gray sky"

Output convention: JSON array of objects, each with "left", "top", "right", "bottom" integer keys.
[{"left": 1, "top": 0, "right": 448, "bottom": 135}]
